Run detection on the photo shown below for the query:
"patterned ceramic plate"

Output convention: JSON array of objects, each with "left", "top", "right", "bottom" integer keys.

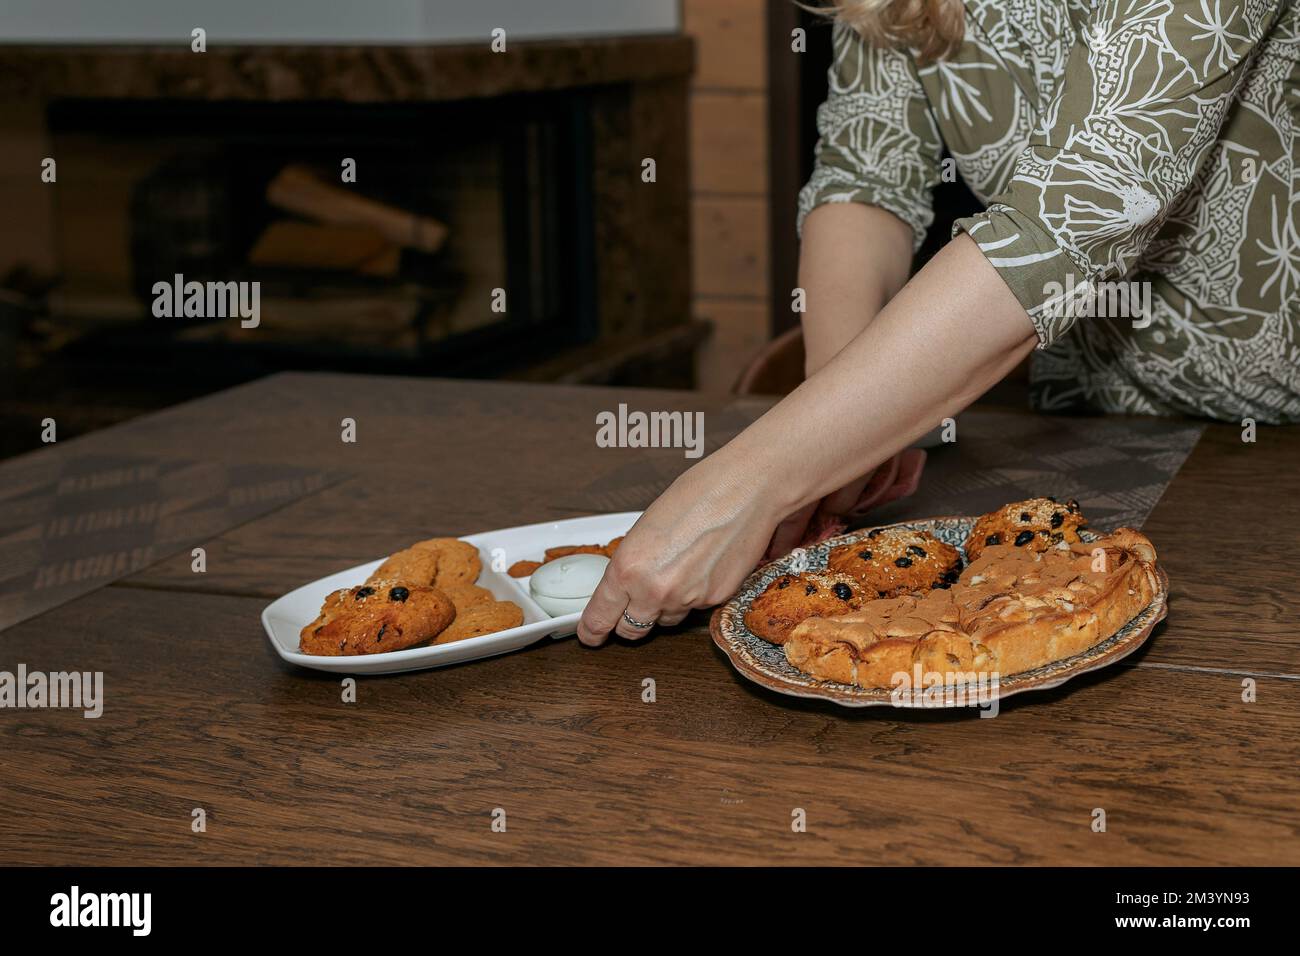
[{"left": 710, "top": 516, "right": 1168, "bottom": 708}]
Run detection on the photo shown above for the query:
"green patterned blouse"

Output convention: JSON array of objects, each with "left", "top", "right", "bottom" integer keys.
[{"left": 798, "top": 0, "right": 1300, "bottom": 422}]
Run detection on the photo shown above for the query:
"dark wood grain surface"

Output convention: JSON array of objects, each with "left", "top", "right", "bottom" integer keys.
[
  {"left": 1138, "top": 422, "right": 1300, "bottom": 676},
  {"left": 1, "top": 372, "right": 1297, "bottom": 866}
]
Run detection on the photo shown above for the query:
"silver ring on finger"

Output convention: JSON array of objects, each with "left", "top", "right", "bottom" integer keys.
[{"left": 622, "top": 610, "right": 657, "bottom": 630}]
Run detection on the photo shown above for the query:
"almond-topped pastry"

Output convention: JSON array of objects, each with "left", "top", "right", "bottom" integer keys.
[
  {"left": 783, "top": 528, "right": 1159, "bottom": 688},
  {"left": 744, "top": 570, "right": 869, "bottom": 644},
  {"left": 826, "top": 527, "right": 961, "bottom": 597},
  {"left": 964, "top": 496, "right": 1088, "bottom": 562}
]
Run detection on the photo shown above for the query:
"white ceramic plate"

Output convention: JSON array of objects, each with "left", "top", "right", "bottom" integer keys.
[{"left": 262, "top": 511, "right": 641, "bottom": 675}]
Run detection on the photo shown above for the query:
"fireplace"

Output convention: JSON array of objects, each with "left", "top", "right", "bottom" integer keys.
[
  {"left": 0, "top": 35, "right": 697, "bottom": 458},
  {"left": 47, "top": 93, "right": 597, "bottom": 378}
]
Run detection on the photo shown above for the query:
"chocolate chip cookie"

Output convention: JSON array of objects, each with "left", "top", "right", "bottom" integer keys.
[
  {"left": 964, "top": 496, "right": 1088, "bottom": 562},
  {"left": 827, "top": 527, "right": 962, "bottom": 598},
  {"left": 744, "top": 570, "right": 868, "bottom": 644},
  {"left": 299, "top": 583, "right": 456, "bottom": 656}
]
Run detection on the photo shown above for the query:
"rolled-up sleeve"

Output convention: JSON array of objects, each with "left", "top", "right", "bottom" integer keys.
[
  {"left": 798, "top": 21, "right": 944, "bottom": 252},
  {"left": 955, "top": 0, "right": 1277, "bottom": 347}
]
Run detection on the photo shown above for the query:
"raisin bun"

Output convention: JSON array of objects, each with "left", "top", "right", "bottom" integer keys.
[
  {"left": 964, "top": 497, "right": 1088, "bottom": 562},
  {"left": 299, "top": 583, "right": 455, "bottom": 656},
  {"left": 744, "top": 570, "right": 868, "bottom": 644},
  {"left": 826, "top": 527, "right": 962, "bottom": 598}
]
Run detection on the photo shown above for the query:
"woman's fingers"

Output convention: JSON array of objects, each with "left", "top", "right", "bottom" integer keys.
[
  {"left": 576, "top": 573, "right": 631, "bottom": 647},
  {"left": 859, "top": 448, "right": 925, "bottom": 513},
  {"left": 817, "top": 472, "right": 872, "bottom": 522},
  {"left": 845, "top": 453, "right": 903, "bottom": 516},
  {"left": 613, "top": 604, "right": 659, "bottom": 641},
  {"left": 578, "top": 588, "right": 689, "bottom": 644},
  {"left": 577, "top": 452, "right": 923, "bottom": 648},
  {"left": 573, "top": 452, "right": 792, "bottom": 648},
  {"left": 578, "top": 558, "right": 677, "bottom": 644},
  {"left": 765, "top": 501, "right": 818, "bottom": 560}
]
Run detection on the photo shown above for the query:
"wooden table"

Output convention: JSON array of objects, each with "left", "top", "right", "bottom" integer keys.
[{"left": 2, "top": 372, "right": 1297, "bottom": 865}]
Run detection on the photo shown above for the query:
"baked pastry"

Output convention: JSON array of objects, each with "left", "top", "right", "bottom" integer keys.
[
  {"left": 543, "top": 544, "right": 607, "bottom": 562},
  {"left": 507, "top": 536, "right": 623, "bottom": 576},
  {"left": 367, "top": 546, "right": 440, "bottom": 587},
  {"left": 744, "top": 570, "right": 870, "bottom": 644},
  {"left": 299, "top": 583, "right": 456, "bottom": 656},
  {"left": 439, "top": 581, "right": 495, "bottom": 610},
  {"left": 434, "top": 599, "right": 524, "bottom": 644},
  {"left": 965, "top": 496, "right": 1087, "bottom": 562},
  {"left": 784, "top": 528, "right": 1159, "bottom": 687},
  {"left": 411, "top": 537, "right": 483, "bottom": 587},
  {"left": 302, "top": 532, "right": 534, "bottom": 653},
  {"left": 827, "top": 527, "right": 961, "bottom": 597}
]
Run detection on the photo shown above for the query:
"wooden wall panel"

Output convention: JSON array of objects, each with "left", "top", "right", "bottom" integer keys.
[
  {"left": 690, "top": 90, "right": 768, "bottom": 195},
  {"left": 692, "top": 197, "right": 769, "bottom": 298},
  {"left": 683, "top": 0, "right": 766, "bottom": 89},
  {"left": 685, "top": 0, "right": 771, "bottom": 390}
]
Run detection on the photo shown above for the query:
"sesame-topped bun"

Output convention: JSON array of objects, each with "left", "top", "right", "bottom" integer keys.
[
  {"left": 744, "top": 570, "right": 869, "bottom": 644},
  {"left": 826, "top": 527, "right": 962, "bottom": 598},
  {"left": 964, "top": 497, "right": 1088, "bottom": 562}
]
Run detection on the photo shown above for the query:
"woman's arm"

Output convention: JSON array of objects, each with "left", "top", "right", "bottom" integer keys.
[
  {"left": 577, "top": 231, "right": 1037, "bottom": 643},
  {"left": 763, "top": 201, "right": 914, "bottom": 555},
  {"left": 778, "top": 15, "right": 939, "bottom": 552},
  {"left": 799, "top": 202, "right": 914, "bottom": 375},
  {"left": 577, "top": 0, "right": 1281, "bottom": 645},
  {"left": 739, "top": 231, "right": 1035, "bottom": 515}
]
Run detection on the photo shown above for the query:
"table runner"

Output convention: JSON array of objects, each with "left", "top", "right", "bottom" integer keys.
[
  {"left": 870, "top": 412, "right": 1206, "bottom": 532},
  {"left": 0, "top": 452, "right": 341, "bottom": 632},
  {"left": 562, "top": 407, "right": 1206, "bottom": 533}
]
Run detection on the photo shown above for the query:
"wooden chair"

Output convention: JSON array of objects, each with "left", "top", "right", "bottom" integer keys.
[{"left": 731, "top": 325, "right": 805, "bottom": 396}]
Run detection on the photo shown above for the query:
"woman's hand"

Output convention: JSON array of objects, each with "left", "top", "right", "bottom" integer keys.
[
  {"left": 762, "top": 473, "right": 870, "bottom": 559},
  {"left": 574, "top": 233, "right": 1039, "bottom": 647},
  {"left": 761, "top": 448, "right": 928, "bottom": 559},
  {"left": 576, "top": 449, "right": 787, "bottom": 645}
]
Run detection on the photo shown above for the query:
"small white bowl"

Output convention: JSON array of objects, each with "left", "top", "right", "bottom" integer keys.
[{"left": 530, "top": 553, "right": 609, "bottom": 617}]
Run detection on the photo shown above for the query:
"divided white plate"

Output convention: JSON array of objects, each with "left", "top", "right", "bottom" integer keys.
[{"left": 261, "top": 511, "right": 641, "bottom": 675}]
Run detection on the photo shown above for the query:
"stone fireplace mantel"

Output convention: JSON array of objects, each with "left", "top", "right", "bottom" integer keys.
[{"left": 0, "top": 35, "right": 693, "bottom": 104}]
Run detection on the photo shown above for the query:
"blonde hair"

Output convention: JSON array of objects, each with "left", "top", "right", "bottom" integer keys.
[{"left": 815, "top": 0, "right": 965, "bottom": 64}]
